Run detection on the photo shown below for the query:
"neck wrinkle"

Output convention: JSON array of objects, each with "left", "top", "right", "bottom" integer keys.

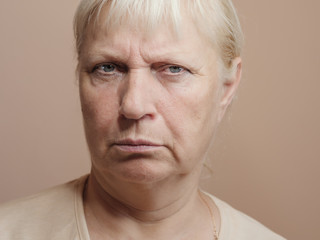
[{"left": 84, "top": 172, "right": 200, "bottom": 224}]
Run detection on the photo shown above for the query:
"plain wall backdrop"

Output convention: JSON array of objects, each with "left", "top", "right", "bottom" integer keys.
[{"left": 1, "top": 1, "right": 319, "bottom": 239}]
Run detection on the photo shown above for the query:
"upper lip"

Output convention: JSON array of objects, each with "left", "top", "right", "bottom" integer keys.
[{"left": 113, "top": 139, "right": 162, "bottom": 146}]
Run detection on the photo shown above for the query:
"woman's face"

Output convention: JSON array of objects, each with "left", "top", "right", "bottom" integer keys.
[{"left": 78, "top": 15, "right": 234, "bottom": 184}]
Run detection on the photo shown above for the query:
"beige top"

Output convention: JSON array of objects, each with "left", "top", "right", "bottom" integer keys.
[{"left": 0, "top": 175, "right": 285, "bottom": 240}]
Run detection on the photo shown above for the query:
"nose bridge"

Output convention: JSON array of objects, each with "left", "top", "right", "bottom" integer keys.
[{"left": 119, "top": 70, "right": 155, "bottom": 120}]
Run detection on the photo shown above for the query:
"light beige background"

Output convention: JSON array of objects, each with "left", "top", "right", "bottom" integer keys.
[{"left": 0, "top": 1, "right": 319, "bottom": 239}]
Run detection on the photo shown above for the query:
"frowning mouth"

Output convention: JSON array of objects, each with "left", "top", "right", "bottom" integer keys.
[{"left": 112, "top": 139, "right": 162, "bottom": 153}]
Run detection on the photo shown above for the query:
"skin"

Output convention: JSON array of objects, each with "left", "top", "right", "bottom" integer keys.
[{"left": 78, "top": 9, "right": 242, "bottom": 240}]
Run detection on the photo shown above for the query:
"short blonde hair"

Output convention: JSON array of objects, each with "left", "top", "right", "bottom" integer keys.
[{"left": 74, "top": 0, "right": 243, "bottom": 79}]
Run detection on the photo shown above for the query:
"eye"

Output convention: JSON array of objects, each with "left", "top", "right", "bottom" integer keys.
[
  {"left": 154, "top": 64, "right": 191, "bottom": 83},
  {"left": 90, "top": 63, "right": 126, "bottom": 82},
  {"left": 93, "top": 64, "right": 116, "bottom": 73},
  {"left": 160, "top": 65, "right": 188, "bottom": 75},
  {"left": 168, "top": 66, "right": 183, "bottom": 73}
]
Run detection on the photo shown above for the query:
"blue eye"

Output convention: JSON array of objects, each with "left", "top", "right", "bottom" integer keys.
[
  {"left": 100, "top": 64, "right": 116, "bottom": 72},
  {"left": 169, "top": 66, "right": 183, "bottom": 73},
  {"left": 92, "top": 64, "right": 117, "bottom": 73}
]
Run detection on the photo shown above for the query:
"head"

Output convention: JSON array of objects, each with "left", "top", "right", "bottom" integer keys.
[{"left": 73, "top": 0, "right": 243, "bottom": 186}]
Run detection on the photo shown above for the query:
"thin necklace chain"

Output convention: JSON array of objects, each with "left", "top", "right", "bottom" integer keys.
[{"left": 199, "top": 191, "right": 219, "bottom": 240}]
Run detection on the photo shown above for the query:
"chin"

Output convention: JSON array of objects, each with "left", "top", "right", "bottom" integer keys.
[{"left": 107, "top": 157, "right": 176, "bottom": 184}]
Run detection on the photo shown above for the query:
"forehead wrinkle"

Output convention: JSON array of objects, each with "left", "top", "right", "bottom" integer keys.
[
  {"left": 139, "top": 37, "right": 185, "bottom": 64},
  {"left": 85, "top": 48, "right": 128, "bottom": 63},
  {"left": 83, "top": 32, "right": 141, "bottom": 65},
  {"left": 138, "top": 22, "right": 210, "bottom": 65},
  {"left": 139, "top": 36, "right": 210, "bottom": 71}
]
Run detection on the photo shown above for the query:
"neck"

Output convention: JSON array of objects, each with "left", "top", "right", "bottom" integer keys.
[
  {"left": 85, "top": 168, "right": 202, "bottom": 222},
  {"left": 83, "top": 168, "right": 216, "bottom": 240}
]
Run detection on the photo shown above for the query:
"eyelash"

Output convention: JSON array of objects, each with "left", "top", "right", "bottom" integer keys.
[
  {"left": 159, "top": 65, "right": 188, "bottom": 74},
  {"left": 92, "top": 63, "right": 123, "bottom": 74}
]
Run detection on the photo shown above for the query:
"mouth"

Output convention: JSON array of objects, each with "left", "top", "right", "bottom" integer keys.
[{"left": 112, "top": 139, "right": 162, "bottom": 153}]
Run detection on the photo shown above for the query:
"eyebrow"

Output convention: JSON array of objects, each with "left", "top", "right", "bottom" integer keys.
[
  {"left": 81, "top": 48, "right": 129, "bottom": 62},
  {"left": 84, "top": 47, "right": 195, "bottom": 62},
  {"left": 80, "top": 44, "right": 205, "bottom": 74}
]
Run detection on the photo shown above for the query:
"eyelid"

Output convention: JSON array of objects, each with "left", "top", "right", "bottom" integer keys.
[
  {"left": 154, "top": 63, "right": 189, "bottom": 72},
  {"left": 92, "top": 62, "right": 127, "bottom": 73}
]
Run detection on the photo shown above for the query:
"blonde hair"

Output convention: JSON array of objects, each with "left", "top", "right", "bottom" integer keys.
[{"left": 73, "top": 0, "right": 243, "bottom": 79}]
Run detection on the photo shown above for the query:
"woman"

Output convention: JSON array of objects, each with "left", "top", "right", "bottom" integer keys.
[{"left": 0, "top": 0, "right": 285, "bottom": 239}]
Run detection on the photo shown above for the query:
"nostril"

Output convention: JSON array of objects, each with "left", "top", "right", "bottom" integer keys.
[
  {"left": 118, "top": 72, "right": 157, "bottom": 120},
  {"left": 119, "top": 103, "right": 145, "bottom": 120},
  {"left": 119, "top": 98, "right": 156, "bottom": 121}
]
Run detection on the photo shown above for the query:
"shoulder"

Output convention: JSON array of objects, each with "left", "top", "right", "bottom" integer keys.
[
  {"left": 206, "top": 193, "right": 286, "bottom": 240},
  {"left": 0, "top": 175, "right": 88, "bottom": 240}
]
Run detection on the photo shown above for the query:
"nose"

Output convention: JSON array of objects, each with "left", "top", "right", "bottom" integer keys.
[{"left": 119, "top": 71, "right": 156, "bottom": 120}]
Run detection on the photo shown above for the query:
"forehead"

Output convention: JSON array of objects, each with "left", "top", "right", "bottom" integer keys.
[{"left": 80, "top": 8, "right": 216, "bottom": 66}]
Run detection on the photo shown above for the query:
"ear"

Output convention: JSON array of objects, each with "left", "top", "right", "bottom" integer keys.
[{"left": 217, "top": 57, "right": 242, "bottom": 122}]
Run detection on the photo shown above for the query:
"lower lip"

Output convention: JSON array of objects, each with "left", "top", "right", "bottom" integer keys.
[{"left": 114, "top": 144, "right": 162, "bottom": 153}]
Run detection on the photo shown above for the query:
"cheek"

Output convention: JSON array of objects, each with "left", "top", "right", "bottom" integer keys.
[
  {"left": 166, "top": 83, "right": 220, "bottom": 135},
  {"left": 80, "top": 81, "right": 119, "bottom": 140},
  {"left": 158, "top": 82, "right": 221, "bottom": 168}
]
